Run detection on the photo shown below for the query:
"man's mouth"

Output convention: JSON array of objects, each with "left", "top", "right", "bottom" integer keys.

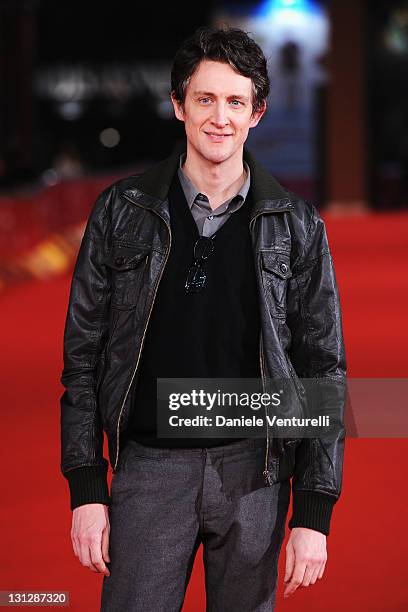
[{"left": 204, "top": 132, "right": 233, "bottom": 141}]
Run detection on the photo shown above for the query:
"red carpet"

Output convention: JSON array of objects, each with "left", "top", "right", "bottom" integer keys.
[{"left": 1, "top": 211, "right": 407, "bottom": 611}]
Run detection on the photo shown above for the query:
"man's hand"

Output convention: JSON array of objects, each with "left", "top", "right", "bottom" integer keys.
[
  {"left": 283, "top": 527, "right": 327, "bottom": 599},
  {"left": 71, "top": 503, "right": 111, "bottom": 576}
]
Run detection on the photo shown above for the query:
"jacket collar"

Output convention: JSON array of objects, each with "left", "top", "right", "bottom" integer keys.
[{"left": 122, "top": 138, "right": 294, "bottom": 222}]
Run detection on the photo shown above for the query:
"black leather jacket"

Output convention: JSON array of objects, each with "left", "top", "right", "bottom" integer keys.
[{"left": 60, "top": 143, "right": 347, "bottom": 535}]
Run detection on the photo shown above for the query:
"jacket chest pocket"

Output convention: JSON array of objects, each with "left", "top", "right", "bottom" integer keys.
[
  {"left": 260, "top": 250, "right": 292, "bottom": 318},
  {"left": 104, "top": 244, "right": 150, "bottom": 310}
]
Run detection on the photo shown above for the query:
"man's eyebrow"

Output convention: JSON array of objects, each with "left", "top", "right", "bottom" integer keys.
[{"left": 193, "top": 90, "right": 250, "bottom": 101}]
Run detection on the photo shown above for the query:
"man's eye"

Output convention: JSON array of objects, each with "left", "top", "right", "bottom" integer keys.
[
  {"left": 230, "top": 100, "right": 243, "bottom": 106},
  {"left": 199, "top": 98, "right": 211, "bottom": 104}
]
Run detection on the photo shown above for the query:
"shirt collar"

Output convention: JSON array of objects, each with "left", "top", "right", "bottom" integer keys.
[{"left": 178, "top": 152, "right": 251, "bottom": 210}]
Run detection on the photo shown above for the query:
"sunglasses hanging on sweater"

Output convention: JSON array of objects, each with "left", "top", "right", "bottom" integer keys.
[{"left": 185, "top": 235, "right": 217, "bottom": 293}]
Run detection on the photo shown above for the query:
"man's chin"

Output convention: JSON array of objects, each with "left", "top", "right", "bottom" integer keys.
[{"left": 200, "top": 146, "right": 235, "bottom": 164}]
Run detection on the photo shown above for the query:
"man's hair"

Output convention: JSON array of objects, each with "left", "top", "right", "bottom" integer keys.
[{"left": 171, "top": 26, "right": 270, "bottom": 114}]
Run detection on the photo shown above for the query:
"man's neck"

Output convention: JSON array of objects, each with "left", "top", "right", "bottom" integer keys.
[{"left": 182, "top": 145, "right": 247, "bottom": 211}]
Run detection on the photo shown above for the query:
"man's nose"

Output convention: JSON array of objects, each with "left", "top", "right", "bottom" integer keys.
[{"left": 211, "top": 102, "right": 229, "bottom": 127}]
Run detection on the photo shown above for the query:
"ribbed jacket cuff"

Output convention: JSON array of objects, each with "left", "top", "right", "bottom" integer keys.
[
  {"left": 65, "top": 462, "right": 110, "bottom": 511},
  {"left": 288, "top": 490, "right": 336, "bottom": 536}
]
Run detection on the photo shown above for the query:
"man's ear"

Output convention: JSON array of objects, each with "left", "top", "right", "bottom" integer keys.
[
  {"left": 171, "top": 93, "right": 185, "bottom": 122},
  {"left": 249, "top": 99, "right": 267, "bottom": 129}
]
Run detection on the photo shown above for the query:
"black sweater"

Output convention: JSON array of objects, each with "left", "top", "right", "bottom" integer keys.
[{"left": 126, "top": 173, "right": 262, "bottom": 447}]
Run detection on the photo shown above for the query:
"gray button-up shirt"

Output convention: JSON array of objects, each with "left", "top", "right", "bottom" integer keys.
[{"left": 178, "top": 153, "right": 251, "bottom": 237}]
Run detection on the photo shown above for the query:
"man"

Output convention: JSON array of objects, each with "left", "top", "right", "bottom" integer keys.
[{"left": 60, "top": 27, "right": 347, "bottom": 611}]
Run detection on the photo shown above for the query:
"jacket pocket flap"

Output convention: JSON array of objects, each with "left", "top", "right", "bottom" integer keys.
[
  {"left": 261, "top": 251, "right": 292, "bottom": 279},
  {"left": 104, "top": 245, "right": 150, "bottom": 271}
]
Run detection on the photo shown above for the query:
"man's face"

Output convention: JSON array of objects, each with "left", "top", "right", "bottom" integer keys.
[{"left": 171, "top": 59, "right": 266, "bottom": 165}]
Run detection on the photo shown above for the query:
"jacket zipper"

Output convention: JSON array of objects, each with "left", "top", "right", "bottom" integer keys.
[
  {"left": 259, "top": 331, "right": 272, "bottom": 486},
  {"left": 112, "top": 194, "right": 171, "bottom": 471},
  {"left": 248, "top": 208, "right": 291, "bottom": 487}
]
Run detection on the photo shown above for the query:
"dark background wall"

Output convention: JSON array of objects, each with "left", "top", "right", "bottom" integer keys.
[{"left": 1, "top": 0, "right": 408, "bottom": 210}]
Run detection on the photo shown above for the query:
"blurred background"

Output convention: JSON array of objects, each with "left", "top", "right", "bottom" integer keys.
[
  {"left": 1, "top": 0, "right": 407, "bottom": 611},
  {"left": 1, "top": 0, "right": 408, "bottom": 280}
]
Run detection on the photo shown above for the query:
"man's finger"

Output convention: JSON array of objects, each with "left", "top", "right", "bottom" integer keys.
[
  {"left": 309, "top": 563, "right": 321, "bottom": 585},
  {"left": 101, "top": 524, "right": 111, "bottom": 564},
  {"left": 284, "top": 543, "right": 295, "bottom": 583},
  {"left": 318, "top": 560, "right": 326, "bottom": 579},
  {"left": 79, "top": 542, "right": 99, "bottom": 573},
  {"left": 89, "top": 535, "right": 110, "bottom": 576},
  {"left": 284, "top": 560, "right": 307, "bottom": 598},
  {"left": 301, "top": 562, "right": 316, "bottom": 587}
]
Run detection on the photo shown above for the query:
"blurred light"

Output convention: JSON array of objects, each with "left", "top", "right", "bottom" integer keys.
[
  {"left": 41, "top": 169, "right": 59, "bottom": 186},
  {"left": 58, "top": 101, "right": 83, "bottom": 121},
  {"left": 35, "top": 63, "right": 172, "bottom": 104},
  {"left": 256, "top": 0, "right": 320, "bottom": 17},
  {"left": 99, "top": 128, "right": 121, "bottom": 148},
  {"left": 384, "top": 9, "right": 408, "bottom": 54}
]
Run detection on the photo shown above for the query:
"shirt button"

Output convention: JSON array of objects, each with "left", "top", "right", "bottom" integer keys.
[{"left": 208, "top": 215, "right": 214, "bottom": 220}]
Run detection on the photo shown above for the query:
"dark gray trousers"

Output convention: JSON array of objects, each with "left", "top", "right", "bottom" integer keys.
[{"left": 100, "top": 438, "right": 290, "bottom": 612}]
